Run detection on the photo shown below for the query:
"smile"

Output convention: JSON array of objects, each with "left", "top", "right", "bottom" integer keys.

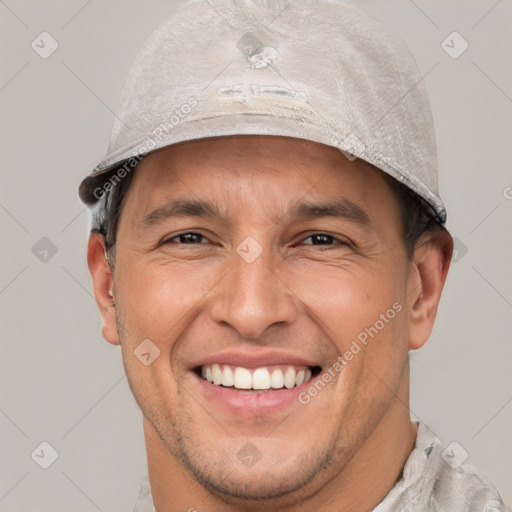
[{"left": 197, "top": 364, "right": 320, "bottom": 391}]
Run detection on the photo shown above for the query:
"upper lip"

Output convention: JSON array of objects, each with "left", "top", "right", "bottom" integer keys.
[{"left": 189, "top": 350, "right": 320, "bottom": 370}]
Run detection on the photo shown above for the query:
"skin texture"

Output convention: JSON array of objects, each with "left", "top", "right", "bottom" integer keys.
[{"left": 88, "top": 135, "right": 453, "bottom": 512}]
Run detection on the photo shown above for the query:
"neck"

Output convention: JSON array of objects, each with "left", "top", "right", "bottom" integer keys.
[{"left": 145, "top": 375, "right": 418, "bottom": 512}]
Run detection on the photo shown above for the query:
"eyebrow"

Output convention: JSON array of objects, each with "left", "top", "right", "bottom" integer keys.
[
  {"left": 289, "top": 199, "right": 371, "bottom": 226},
  {"left": 141, "top": 199, "right": 231, "bottom": 228},
  {"left": 140, "top": 197, "right": 371, "bottom": 229}
]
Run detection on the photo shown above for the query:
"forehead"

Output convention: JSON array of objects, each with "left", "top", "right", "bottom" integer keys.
[{"left": 120, "top": 135, "right": 398, "bottom": 227}]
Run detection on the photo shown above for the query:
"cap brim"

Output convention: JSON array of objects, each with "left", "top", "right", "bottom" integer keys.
[{"left": 79, "top": 111, "right": 447, "bottom": 223}]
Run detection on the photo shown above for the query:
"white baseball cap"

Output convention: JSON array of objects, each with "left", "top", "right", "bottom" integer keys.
[{"left": 79, "top": 0, "right": 446, "bottom": 224}]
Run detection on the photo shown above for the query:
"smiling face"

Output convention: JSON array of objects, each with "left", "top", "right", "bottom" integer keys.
[{"left": 88, "top": 135, "right": 450, "bottom": 508}]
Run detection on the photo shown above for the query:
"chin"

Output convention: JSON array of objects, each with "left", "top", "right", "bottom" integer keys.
[
  {"left": 185, "top": 463, "right": 320, "bottom": 504},
  {"left": 168, "top": 428, "right": 337, "bottom": 505}
]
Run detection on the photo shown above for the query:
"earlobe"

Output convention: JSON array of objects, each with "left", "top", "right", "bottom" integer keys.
[
  {"left": 87, "top": 232, "right": 120, "bottom": 346},
  {"left": 407, "top": 228, "right": 453, "bottom": 350}
]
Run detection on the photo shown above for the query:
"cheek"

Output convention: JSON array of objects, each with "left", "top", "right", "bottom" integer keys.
[
  {"left": 114, "top": 259, "right": 220, "bottom": 346},
  {"left": 286, "top": 259, "right": 410, "bottom": 409},
  {"left": 285, "top": 261, "right": 406, "bottom": 349},
  {"left": 113, "top": 261, "right": 215, "bottom": 412}
]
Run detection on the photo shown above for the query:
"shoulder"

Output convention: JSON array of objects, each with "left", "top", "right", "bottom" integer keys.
[
  {"left": 374, "top": 421, "right": 510, "bottom": 512},
  {"left": 132, "top": 474, "right": 155, "bottom": 512}
]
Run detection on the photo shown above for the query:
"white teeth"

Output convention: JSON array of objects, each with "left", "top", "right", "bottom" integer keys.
[
  {"left": 252, "top": 368, "right": 271, "bottom": 390},
  {"left": 284, "top": 367, "right": 296, "bottom": 389},
  {"left": 200, "top": 364, "right": 316, "bottom": 390},
  {"left": 233, "top": 367, "right": 252, "bottom": 389},
  {"left": 270, "top": 369, "right": 284, "bottom": 389},
  {"left": 221, "top": 365, "right": 234, "bottom": 387},
  {"left": 212, "top": 363, "right": 223, "bottom": 385}
]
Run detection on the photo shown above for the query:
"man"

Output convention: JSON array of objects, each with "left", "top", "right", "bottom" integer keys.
[{"left": 78, "top": 1, "right": 510, "bottom": 510}]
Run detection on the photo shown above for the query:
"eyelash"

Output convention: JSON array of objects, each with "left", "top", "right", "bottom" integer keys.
[{"left": 162, "top": 232, "right": 349, "bottom": 249}]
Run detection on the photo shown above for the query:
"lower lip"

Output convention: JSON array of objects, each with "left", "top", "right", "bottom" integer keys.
[{"left": 192, "top": 372, "right": 318, "bottom": 416}]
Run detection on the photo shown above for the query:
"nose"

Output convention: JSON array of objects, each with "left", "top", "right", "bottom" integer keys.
[{"left": 208, "top": 245, "right": 297, "bottom": 340}]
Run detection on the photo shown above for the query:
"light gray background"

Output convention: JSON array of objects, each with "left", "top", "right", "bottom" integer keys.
[{"left": 1, "top": 0, "right": 511, "bottom": 510}]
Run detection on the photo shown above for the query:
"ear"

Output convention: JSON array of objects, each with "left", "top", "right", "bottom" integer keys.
[
  {"left": 87, "top": 232, "right": 120, "bottom": 345},
  {"left": 407, "top": 227, "right": 453, "bottom": 350}
]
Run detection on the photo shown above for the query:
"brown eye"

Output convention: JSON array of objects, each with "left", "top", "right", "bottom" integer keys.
[
  {"left": 301, "top": 233, "right": 347, "bottom": 246},
  {"left": 163, "top": 232, "right": 208, "bottom": 244}
]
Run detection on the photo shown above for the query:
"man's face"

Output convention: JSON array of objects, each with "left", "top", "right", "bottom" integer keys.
[{"left": 109, "top": 135, "right": 414, "bottom": 500}]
